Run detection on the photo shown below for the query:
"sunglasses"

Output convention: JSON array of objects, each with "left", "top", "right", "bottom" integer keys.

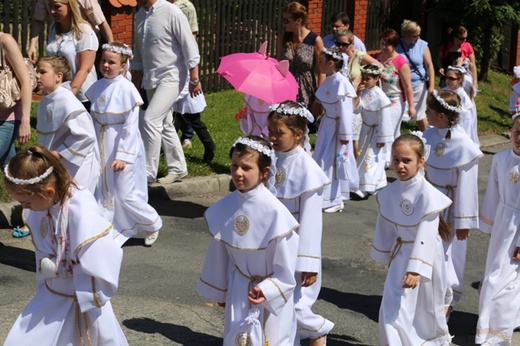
[
  {"left": 446, "top": 76, "right": 460, "bottom": 81},
  {"left": 335, "top": 41, "right": 352, "bottom": 48}
]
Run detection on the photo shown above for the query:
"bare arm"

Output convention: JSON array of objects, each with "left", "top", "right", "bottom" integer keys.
[
  {"left": 468, "top": 52, "right": 478, "bottom": 90},
  {"left": 423, "top": 46, "right": 436, "bottom": 92},
  {"left": 399, "top": 64, "right": 416, "bottom": 118},
  {"left": 188, "top": 65, "right": 202, "bottom": 97},
  {"left": 3, "top": 35, "right": 32, "bottom": 143},
  {"left": 70, "top": 50, "right": 96, "bottom": 96},
  {"left": 98, "top": 21, "right": 114, "bottom": 44},
  {"left": 313, "top": 35, "right": 325, "bottom": 86},
  {"left": 28, "top": 19, "right": 45, "bottom": 64},
  {"left": 360, "top": 53, "right": 383, "bottom": 68}
]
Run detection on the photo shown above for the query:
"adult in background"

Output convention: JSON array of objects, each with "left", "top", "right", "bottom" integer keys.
[
  {"left": 277, "top": 1, "right": 325, "bottom": 126},
  {"left": 376, "top": 29, "right": 415, "bottom": 143},
  {"left": 45, "top": 0, "right": 98, "bottom": 109},
  {"left": 335, "top": 28, "right": 381, "bottom": 162},
  {"left": 132, "top": 0, "right": 201, "bottom": 184},
  {"left": 395, "top": 20, "right": 435, "bottom": 131},
  {"left": 437, "top": 25, "right": 478, "bottom": 91},
  {"left": 28, "top": 0, "right": 113, "bottom": 64},
  {"left": 322, "top": 12, "right": 366, "bottom": 52},
  {"left": 170, "top": 0, "right": 216, "bottom": 163},
  {"left": 0, "top": 33, "right": 32, "bottom": 167}
]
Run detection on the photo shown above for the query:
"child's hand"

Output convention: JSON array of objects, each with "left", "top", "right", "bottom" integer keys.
[
  {"left": 402, "top": 272, "right": 420, "bottom": 289},
  {"left": 111, "top": 159, "right": 127, "bottom": 172},
  {"left": 376, "top": 143, "right": 385, "bottom": 148},
  {"left": 357, "top": 81, "right": 366, "bottom": 94},
  {"left": 456, "top": 229, "right": 470, "bottom": 241},
  {"left": 248, "top": 286, "right": 266, "bottom": 305},
  {"left": 217, "top": 302, "right": 226, "bottom": 308},
  {"left": 301, "top": 272, "right": 318, "bottom": 287},
  {"left": 512, "top": 247, "right": 520, "bottom": 261}
]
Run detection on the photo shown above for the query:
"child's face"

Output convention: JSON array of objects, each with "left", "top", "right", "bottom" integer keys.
[
  {"left": 391, "top": 142, "right": 424, "bottom": 181},
  {"left": 425, "top": 107, "right": 448, "bottom": 129},
  {"left": 511, "top": 117, "right": 520, "bottom": 155},
  {"left": 36, "top": 61, "right": 62, "bottom": 94},
  {"left": 230, "top": 151, "right": 268, "bottom": 193},
  {"left": 317, "top": 54, "right": 333, "bottom": 74},
  {"left": 100, "top": 51, "right": 126, "bottom": 79},
  {"left": 9, "top": 186, "right": 56, "bottom": 211},
  {"left": 361, "top": 73, "right": 378, "bottom": 89},
  {"left": 268, "top": 118, "right": 302, "bottom": 152},
  {"left": 445, "top": 70, "right": 462, "bottom": 90}
]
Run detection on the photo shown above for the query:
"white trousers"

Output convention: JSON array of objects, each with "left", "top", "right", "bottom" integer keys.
[{"left": 142, "top": 81, "right": 187, "bottom": 181}]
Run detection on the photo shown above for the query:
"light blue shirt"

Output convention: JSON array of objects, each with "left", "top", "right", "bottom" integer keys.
[{"left": 396, "top": 38, "right": 428, "bottom": 88}]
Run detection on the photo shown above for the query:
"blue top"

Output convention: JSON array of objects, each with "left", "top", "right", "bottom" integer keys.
[{"left": 396, "top": 38, "right": 428, "bottom": 88}]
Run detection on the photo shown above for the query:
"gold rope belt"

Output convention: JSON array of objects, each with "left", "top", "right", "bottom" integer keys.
[
  {"left": 389, "top": 237, "right": 414, "bottom": 267},
  {"left": 45, "top": 281, "right": 93, "bottom": 346}
]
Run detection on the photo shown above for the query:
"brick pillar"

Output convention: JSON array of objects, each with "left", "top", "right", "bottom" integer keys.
[
  {"left": 352, "top": 0, "right": 368, "bottom": 43},
  {"left": 515, "top": 29, "right": 520, "bottom": 67},
  {"left": 306, "top": 0, "right": 323, "bottom": 36},
  {"left": 104, "top": 0, "right": 136, "bottom": 47}
]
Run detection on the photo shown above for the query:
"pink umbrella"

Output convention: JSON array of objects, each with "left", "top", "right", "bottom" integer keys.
[{"left": 216, "top": 42, "right": 298, "bottom": 104}]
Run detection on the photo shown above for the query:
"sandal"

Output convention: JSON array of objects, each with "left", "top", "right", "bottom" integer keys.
[{"left": 12, "top": 226, "right": 30, "bottom": 238}]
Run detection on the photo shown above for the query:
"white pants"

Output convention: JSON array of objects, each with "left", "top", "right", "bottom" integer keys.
[{"left": 142, "top": 81, "right": 187, "bottom": 182}]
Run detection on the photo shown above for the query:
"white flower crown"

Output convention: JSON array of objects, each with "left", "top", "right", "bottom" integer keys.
[
  {"left": 321, "top": 47, "right": 343, "bottom": 61},
  {"left": 4, "top": 165, "right": 53, "bottom": 185},
  {"left": 102, "top": 43, "right": 133, "bottom": 57},
  {"left": 360, "top": 64, "right": 383, "bottom": 75},
  {"left": 431, "top": 90, "right": 463, "bottom": 114},
  {"left": 447, "top": 65, "right": 466, "bottom": 74},
  {"left": 233, "top": 137, "right": 275, "bottom": 159},
  {"left": 268, "top": 102, "right": 314, "bottom": 122}
]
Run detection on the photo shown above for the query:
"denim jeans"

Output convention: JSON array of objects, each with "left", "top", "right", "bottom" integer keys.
[{"left": 0, "top": 120, "right": 19, "bottom": 168}]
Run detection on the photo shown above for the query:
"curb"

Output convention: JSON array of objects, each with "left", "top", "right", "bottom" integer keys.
[{"left": 0, "top": 134, "right": 510, "bottom": 229}]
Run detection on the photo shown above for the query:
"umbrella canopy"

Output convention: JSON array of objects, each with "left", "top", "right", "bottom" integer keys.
[{"left": 216, "top": 42, "right": 298, "bottom": 104}]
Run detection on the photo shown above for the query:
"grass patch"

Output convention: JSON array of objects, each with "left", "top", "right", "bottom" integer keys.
[{"left": 0, "top": 70, "right": 514, "bottom": 201}]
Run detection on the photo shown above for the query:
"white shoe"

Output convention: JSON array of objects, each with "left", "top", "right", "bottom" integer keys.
[
  {"left": 182, "top": 139, "right": 192, "bottom": 149},
  {"left": 144, "top": 231, "right": 159, "bottom": 246},
  {"left": 323, "top": 202, "right": 344, "bottom": 213},
  {"left": 157, "top": 171, "right": 188, "bottom": 184}
]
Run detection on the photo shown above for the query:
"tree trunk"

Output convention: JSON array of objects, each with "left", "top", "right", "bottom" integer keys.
[{"left": 478, "top": 22, "right": 493, "bottom": 82}]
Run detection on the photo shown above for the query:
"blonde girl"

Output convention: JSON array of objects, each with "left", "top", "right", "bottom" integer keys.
[
  {"left": 371, "top": 134, "right": 452, "bottom": 345},
  {"left": 423, "top": 90, "right": 482, "bottom": 314},
  {"left": 267, "top": 101, "right": 333, "bottom": 346},
  {"left": 86, "top": 42, "right": 162, "bottom": 247},
  {"left": 36, "top": 55, "right": 99, "bottom": 193},
  {"left": 197, "top": 136, "right": 300, "bottom": 345},
  {"left": 3, "top": 144, "right": 127, "bottom": 345}
]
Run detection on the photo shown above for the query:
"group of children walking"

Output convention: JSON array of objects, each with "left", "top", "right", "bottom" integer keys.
[{"left": 3, "top": 41, "right": 520, "bottom": 346}]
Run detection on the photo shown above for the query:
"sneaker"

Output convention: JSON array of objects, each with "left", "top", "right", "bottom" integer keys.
[
  {"left": 203, "top": 143, "right": 216, "bottom": 163},
  {"left": 182, "top": 139, "right": 192, "bottom": 149},
  {"left": 350, "top": 190, "right": 366, "bottom": 201},
  {"left": 144, "top": 231, "right": 159, "bottom": 246},
  {"left": 323, "top": 202, "right": 344, "bottom": 213},
  {"left": 157, "top": 171, "right": 188, "bottom": 184}
]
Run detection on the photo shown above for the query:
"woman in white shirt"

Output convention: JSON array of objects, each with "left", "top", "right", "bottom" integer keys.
[{"left": 46, "top": 0, "right": 98, "bottom": 108}]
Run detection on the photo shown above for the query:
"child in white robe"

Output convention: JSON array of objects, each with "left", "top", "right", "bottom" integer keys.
[
  {"left": 509, "top": 66, "right": 520, "bottom": 115},
  {"left": 476, "top": 113, "right": 520, "bottom": 344},
  {"left": 35, "top": 56, "right": 99, "bottom": 194},
  {"left": 86, "top": 42, "right": 162, "bottom": 247},
  {"left": 3, "top": 144, "right": 127, "bottom": 346},
  {"left": 197, "top": 136, "right": 300, "bottom": 346},
  {"left": 267, "top": 101, "right": 333, "bottom": 346},
  {"left": 239, "top": 94, "right": 271, "bottom": 138},
  {"left": 371, "top": 133, "right": 452, "bottom": 346},
  {"left": 443, "top": 65, "right": 479, "bottom": 146},
  {"left": 353, "top": 64, "right": 393, "bottom": 198},
  {"left": 423, "top": 90, "right": 482, "bottom": 314},
  {"left": 314, "top": 47, "right": 358, "bottom": 213}
]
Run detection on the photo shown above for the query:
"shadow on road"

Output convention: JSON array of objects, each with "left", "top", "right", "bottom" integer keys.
[
  {"left": 150, "top": 199, "right": 208, "bottom": 219},
  {"left": 319, "top": 286, "right": 381, "bottom": 322},
  {"left": 123, "top": 317, "right": 222, "bottom": 345},
  {"left": 0, "top": 242, "right": 35, "bottom": 272}
]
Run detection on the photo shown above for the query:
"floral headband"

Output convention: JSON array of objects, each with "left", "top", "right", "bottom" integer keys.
[
  {"left": 4, "top": 165, "right": 53, "bottom": 185},
  {"left": 447, "top": 65, "right": 466, "bottom": 74},
  {"left": 360, "top": 64, "right": 383, "bottom": 75},
  {"left": 102, "top": 43, "right": 133, "bottom": 57},
  {"left": 233, "top": 137, "right": 275, "bottom": 160},
  {"left": 431, "top": 90, "right": 463, "bottom": 114},
  {"left": 321, "top": 47, "right": 343, "bottom": 61},
  {"left": 269, "top": 102, "right": 314, "bottom": 122}
]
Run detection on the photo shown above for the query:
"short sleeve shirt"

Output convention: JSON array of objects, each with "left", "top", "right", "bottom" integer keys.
[{"left": 33, "top": 0, "right": 106, "bottom": 28}]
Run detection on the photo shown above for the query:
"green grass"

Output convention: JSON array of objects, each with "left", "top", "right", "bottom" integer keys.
[{"left": 0, "top": 70, "right": 515, "bottom": 201}]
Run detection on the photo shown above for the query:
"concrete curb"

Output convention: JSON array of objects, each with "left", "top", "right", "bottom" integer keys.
[{"left": 0, "top": 135, "right": 510, "bottom": 229}]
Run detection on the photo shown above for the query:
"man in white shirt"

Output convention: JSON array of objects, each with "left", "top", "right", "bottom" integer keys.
[
  {"left": 322, "top": 12, "right": 366, "bottom": 52},
  {"left": 133, "top": 0, "right": 202, "bottom": 184}
]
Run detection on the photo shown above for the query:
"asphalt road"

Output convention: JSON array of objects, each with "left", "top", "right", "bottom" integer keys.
[{"left": 1, "top": 139, "right": 519, "bottom": 345}]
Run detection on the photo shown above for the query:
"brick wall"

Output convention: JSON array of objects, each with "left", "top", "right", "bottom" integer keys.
[
  {"left": 306, "top": 0, "right": 323, "bottom": 35},
  {"left": 352, "top": 0, "right": 368, "bottom": 42},
  {"left": 516, "top": 29, "right": 520, "bottom": 67},
  {"left": 105, "top": 5, "right": 135, "bottom": 47}
]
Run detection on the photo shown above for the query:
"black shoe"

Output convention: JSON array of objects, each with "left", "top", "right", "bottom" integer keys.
[{"left": 203, "top": 143, "right": 216, "bottom": 163}]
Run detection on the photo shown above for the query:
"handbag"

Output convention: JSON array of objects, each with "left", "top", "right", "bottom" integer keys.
[
  {"left": 399, "top": 41, "right": 428, "bottom": 83},
  {"left": 0, "top": 34, "right": 37, "bottom": 110}
]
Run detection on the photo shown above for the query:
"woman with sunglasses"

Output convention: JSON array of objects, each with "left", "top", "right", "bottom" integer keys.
[
  {"left": 437, "top": 25, "right": 478, "bottom": 92},
  {"left": 335, "top": 29, "right": 382, "bottom": 165},
  {"left": 395, "top": 20, "right": 435, "bottom": 131},
  {"left": 277, "top": 1, "right": 325, "bottom": 131}
]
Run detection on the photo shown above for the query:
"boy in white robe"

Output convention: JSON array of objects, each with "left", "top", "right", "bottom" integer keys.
[{"left": 476, "top": 113, "right": 520, "bottom": 345}]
